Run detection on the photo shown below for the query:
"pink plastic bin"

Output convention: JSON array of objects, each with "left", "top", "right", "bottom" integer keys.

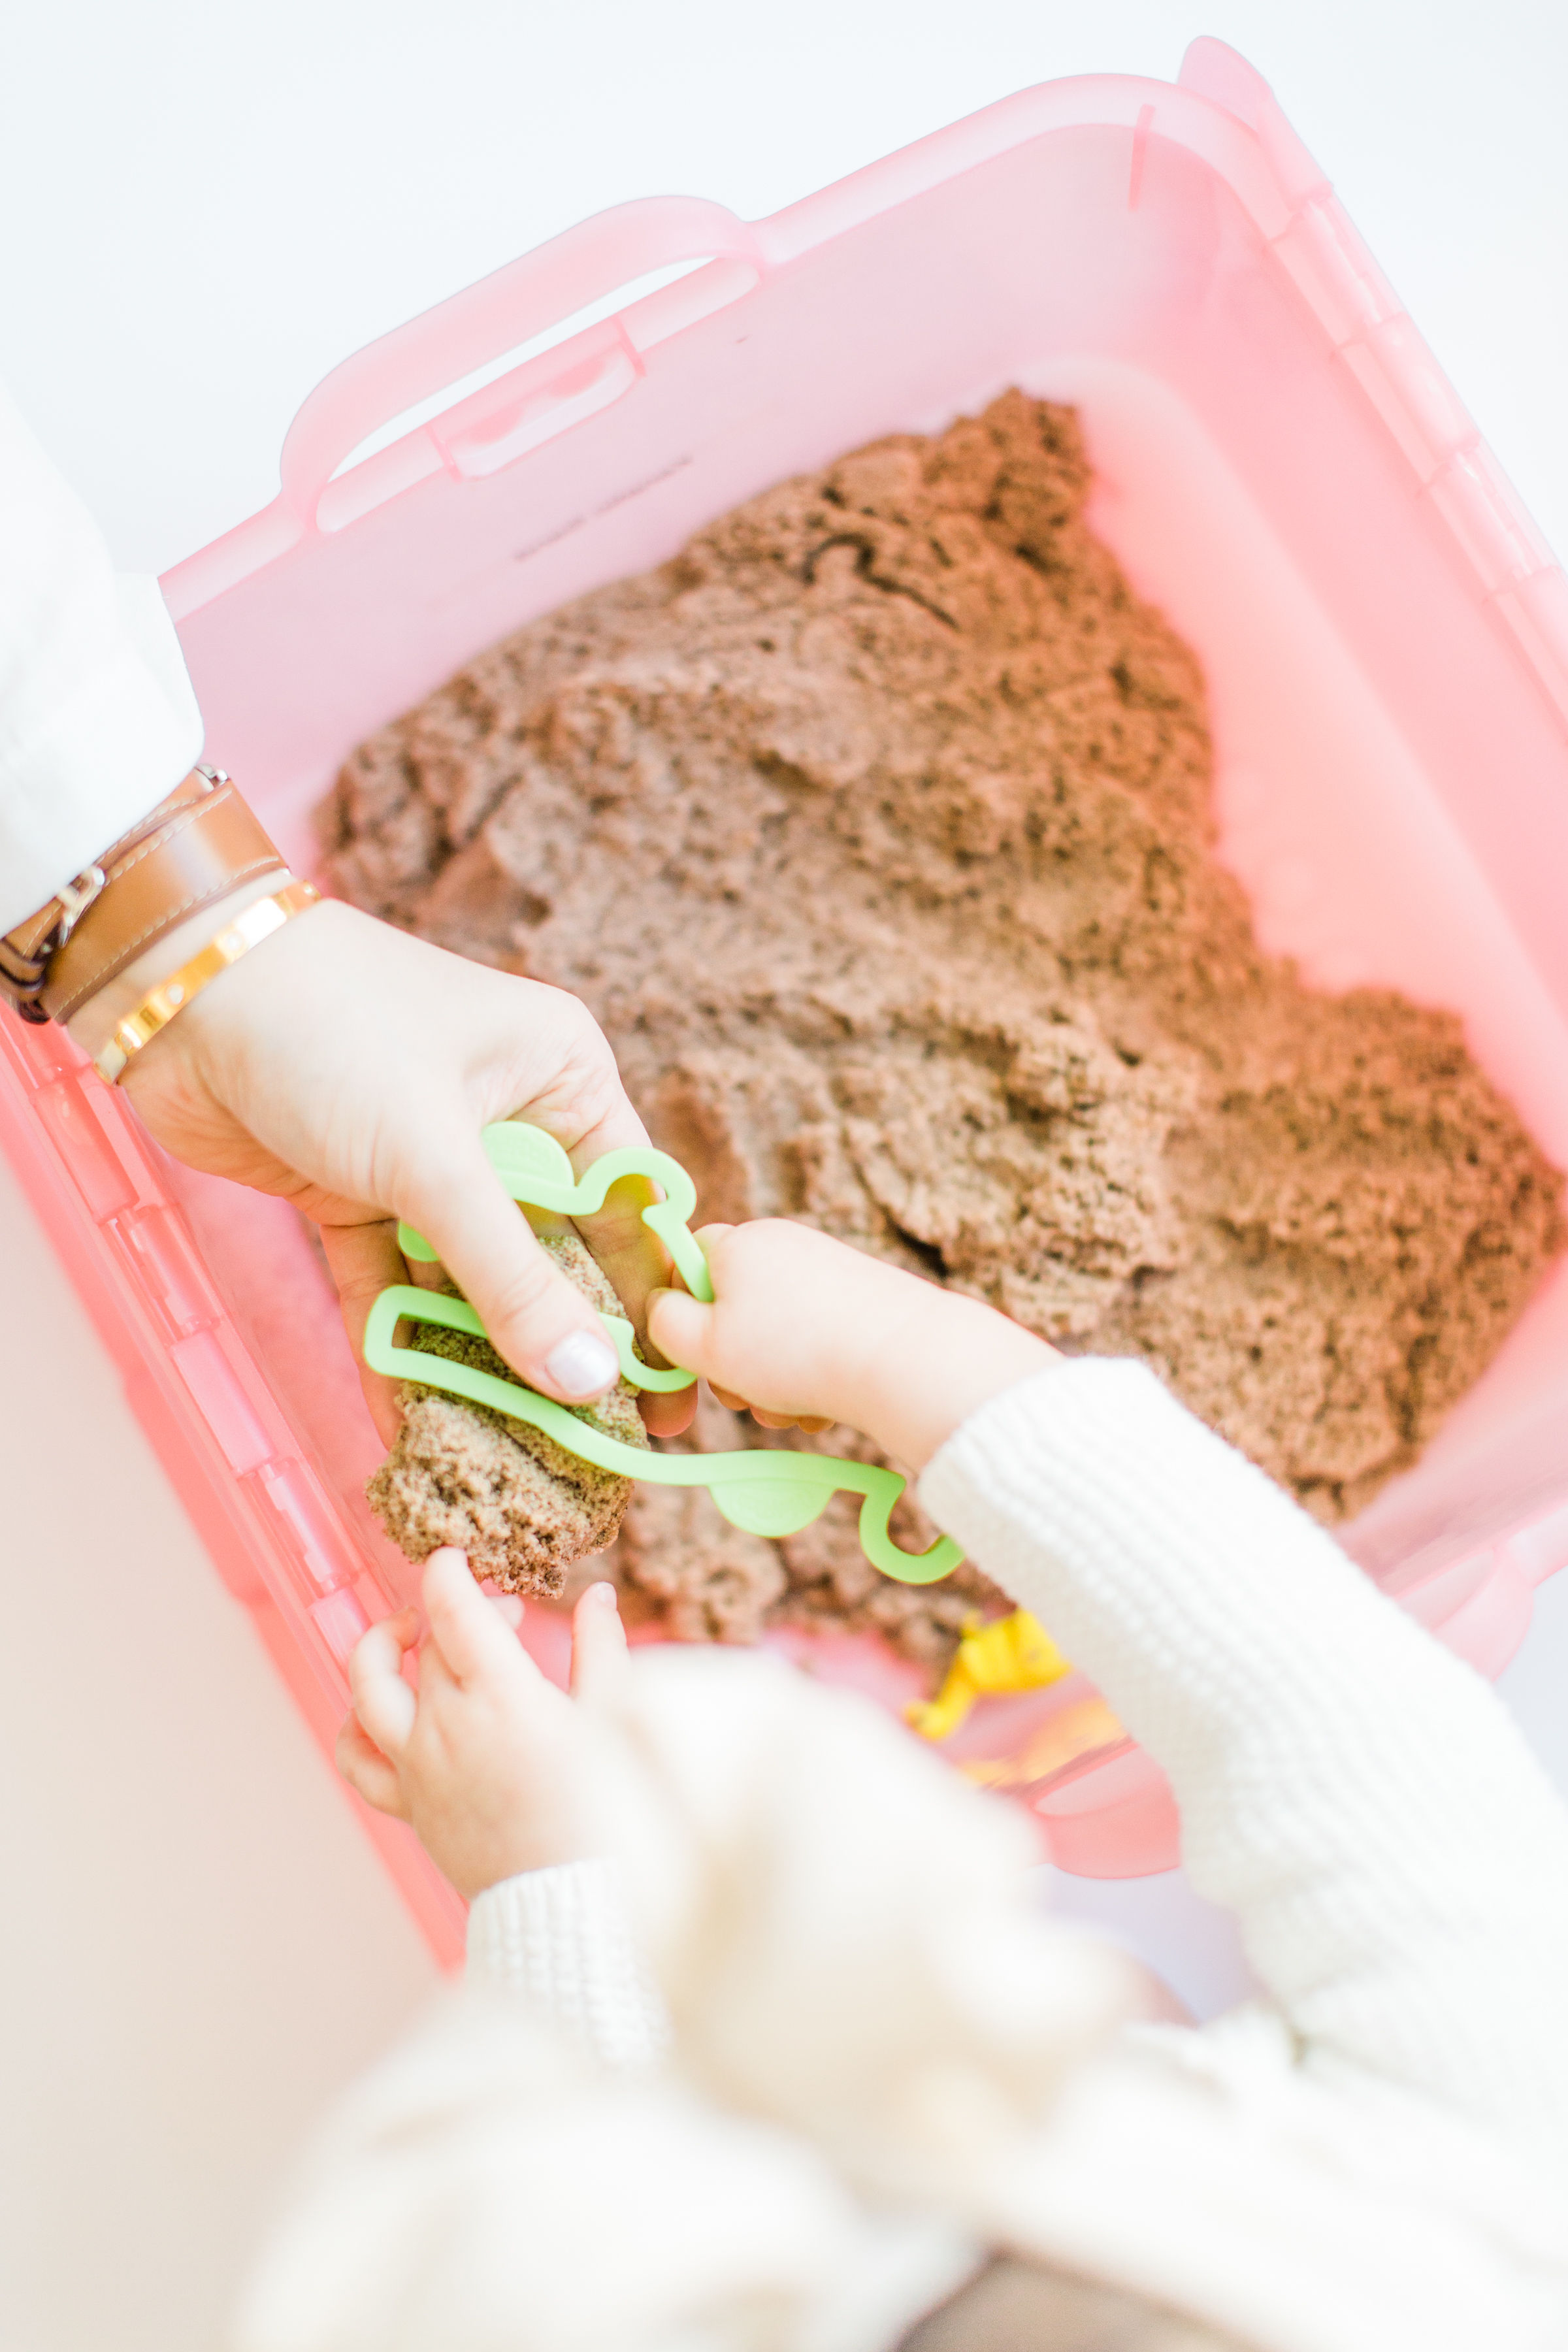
[{"left": 8, "top": 37, "right": 1568, "bottom": 1953}]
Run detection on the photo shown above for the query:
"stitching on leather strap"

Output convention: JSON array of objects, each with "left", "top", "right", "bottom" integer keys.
[
  {"left": 46, "top": 787, "right": 278, "bottom": 1013},
  {"left": 94, "top": 774, "right": 208, "bottom": 870},
  {"left": 101, "top": 783, "right": 240, "bottom": 888},
  {"left": 2, "top": 778, "right": 211, "bottom": 975},
  {"left": 50, "top": 855, "right": 286, "bottom": 1024}
]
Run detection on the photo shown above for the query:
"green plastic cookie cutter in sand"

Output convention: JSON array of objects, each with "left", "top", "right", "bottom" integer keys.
[{"left": 362, "top": 1122, "right": 964, "bottom": 1589}]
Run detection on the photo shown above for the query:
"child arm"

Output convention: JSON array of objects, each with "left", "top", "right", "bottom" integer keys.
[
  {"left": 653, "top": 1222, "right": 1568, "bottom": 2155},
  {"left": 338, "top": 1551, "right": 668, "bottom": 2066},
  {"left": 918, "top": 1360, "right": 1568, "bottom": 2146}
]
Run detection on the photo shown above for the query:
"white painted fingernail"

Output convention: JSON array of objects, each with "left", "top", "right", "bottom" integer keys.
[{"left": 545, "top": 1330, "right": 619, "bottom": 1399}]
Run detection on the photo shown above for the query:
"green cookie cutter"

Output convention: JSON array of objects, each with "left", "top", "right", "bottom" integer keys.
[{"left": 363, "top": 1122, "right": 962, "bottom": 1588}]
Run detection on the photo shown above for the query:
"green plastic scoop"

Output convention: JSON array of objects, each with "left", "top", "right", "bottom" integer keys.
[{"left": 362, "top": 1122, "right": 962, "bottom": 1588}]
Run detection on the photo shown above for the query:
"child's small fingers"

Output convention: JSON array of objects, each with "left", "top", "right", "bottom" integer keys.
[
  {"left": 354, "top": 1603, "right": 419, "bottom": 1668},
  {"left": 335, "top": 1716, "right": 412, "bottom": 1818},
  {"left": 348, "top": 1610, "right": 420, "bottom": 1758},
  {"left": 570, "top": 1580, "right": 630, "bottom": 1701},
  {"left": 712, "top": 1390, "right": 832, "bottom": 1432},
  {"left": 416, "top": 1630, "right": 460, "bottom": 1702},
  {"left": 489, "top": 1592, "right": 525, "bottom": 1631},
  {"left": 662, "top": 1223, "right": 734, "bottom": 1301},
  {"left": 645, "top": 1284, "right": 710, "bottom": 1373},
  {"left": 423, "top": 1548, "right": 540, "bottom": 1688},
  {"left": 351, "top": 1664, "right": 418, "bottom": 1762}
]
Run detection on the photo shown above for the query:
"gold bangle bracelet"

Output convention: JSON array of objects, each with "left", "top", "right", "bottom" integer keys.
[{"left": 93, "top": 879, "right": 321, "bottom": 1083}]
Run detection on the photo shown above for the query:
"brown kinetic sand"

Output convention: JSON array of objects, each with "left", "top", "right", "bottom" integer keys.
[
  {"left": 367, "top": 1228, "right": 648, "bottom": 1596},
  {"left": 331, "top": 391, "right": 1563, "bottom": 1668}
]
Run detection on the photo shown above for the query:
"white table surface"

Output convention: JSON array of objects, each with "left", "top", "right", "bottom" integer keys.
[{"left": 3, "top": 5, "right": 1568, "bottom": 2344}]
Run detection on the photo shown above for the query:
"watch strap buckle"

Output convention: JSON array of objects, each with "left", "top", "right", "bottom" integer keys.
[{"left": 54, "top": 864, "right": 107, "bottom": 948}]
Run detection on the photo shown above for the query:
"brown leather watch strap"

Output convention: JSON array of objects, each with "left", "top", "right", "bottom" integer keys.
[
  {"left": 41, "top": 778, "right": 286, "bottom": 1023},
  {"left": 0, "top": 769, "right": 218, "bottom": 1019}
]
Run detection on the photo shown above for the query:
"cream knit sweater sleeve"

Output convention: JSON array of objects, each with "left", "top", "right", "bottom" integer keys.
[
  {"left": 917, "top": 1358, "right": 1568, "bottom": 2155},
  {"left": 471, "top": 1357, "right": 1568, "bottom": 2146},
  {"left": 466, "top": 1856, "right": 670, "bottom": 2067}
]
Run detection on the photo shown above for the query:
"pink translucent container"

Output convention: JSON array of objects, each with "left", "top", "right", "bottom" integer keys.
[{"left": 8, "top": 37, "right": 1568, "bottom": 1948}]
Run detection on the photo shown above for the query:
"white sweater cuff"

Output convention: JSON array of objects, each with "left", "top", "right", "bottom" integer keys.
[{"left": 465, "top": 1857, "right": 670, "bottom": 2070}]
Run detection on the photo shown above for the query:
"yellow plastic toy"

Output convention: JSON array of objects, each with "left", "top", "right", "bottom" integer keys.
[{"left": 906, "top": 1608, "right": 1073, "bottom": 1741}]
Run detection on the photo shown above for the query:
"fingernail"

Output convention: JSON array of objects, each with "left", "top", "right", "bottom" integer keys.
[
  {"left": 585, "top": 1580, "right": 618, "bottom": 1608},
  {"left": 544, "top": 1329, "right": 620, "bottom": 1399}
]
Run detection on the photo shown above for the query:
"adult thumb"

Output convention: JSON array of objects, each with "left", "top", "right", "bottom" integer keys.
[{"left": 402, "top": 1141, "right": 621, "bottom": 1404}]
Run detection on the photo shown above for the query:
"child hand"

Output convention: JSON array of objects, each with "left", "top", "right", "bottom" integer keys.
[
  {"left": 647, "top": 1220, "right": 1056, "bottom": 1471},
  {"left": 335, "top": 1548, "right": 628, "bottom": 1901}
]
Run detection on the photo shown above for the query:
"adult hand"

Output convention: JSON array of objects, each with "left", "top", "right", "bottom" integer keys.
[{"left": 120, "top": 899, "right": 693, "bottom": 1441}]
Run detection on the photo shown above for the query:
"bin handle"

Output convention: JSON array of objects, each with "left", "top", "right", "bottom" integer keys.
[{"left": 278, "top": 195, "right": 763, "bottom": 525}]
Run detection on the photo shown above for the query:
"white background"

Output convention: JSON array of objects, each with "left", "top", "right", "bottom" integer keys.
[{"left": 3, "top": 5, "right": 1568, "bottom": 2346}]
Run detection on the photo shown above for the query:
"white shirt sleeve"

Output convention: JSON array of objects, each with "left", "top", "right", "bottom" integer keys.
[
  {"left": 0, "top": 376, "right": 203, "bottom": 932},
  {"left": 918, "top": 1356, "right": 1568, "bottom": 2155}
]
